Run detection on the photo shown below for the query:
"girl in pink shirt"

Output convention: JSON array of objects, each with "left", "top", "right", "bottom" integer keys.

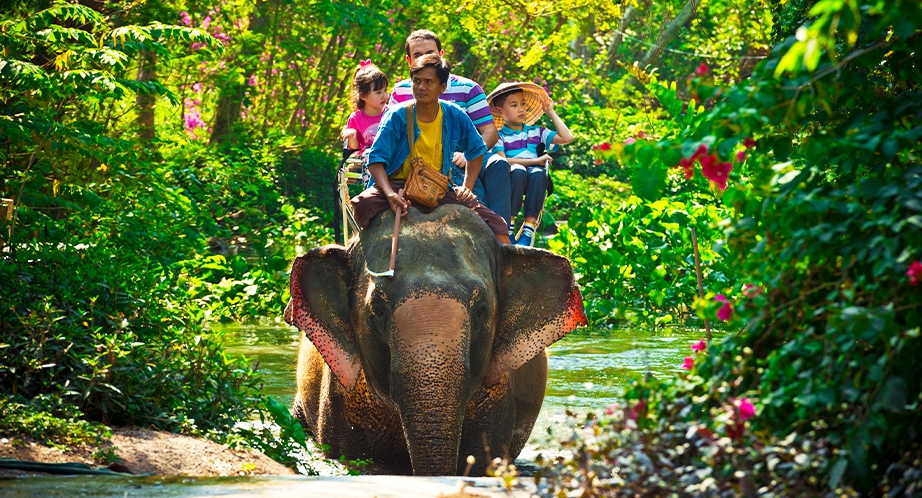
[{"left": 342, "top": 61, "right": 389, "bottom": 152}]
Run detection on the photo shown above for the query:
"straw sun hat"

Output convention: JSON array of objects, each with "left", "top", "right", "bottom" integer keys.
[{"left": 486, "top": 82, "right": 551, "bottom": 129}]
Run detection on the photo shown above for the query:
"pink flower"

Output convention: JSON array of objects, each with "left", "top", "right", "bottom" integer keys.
[
  {"left": 701, "top": 157, "right": 733, "bottom": 190},
  {"left": 696, "top": 62, "right": 709, "bottom": 76},
  {"left": 743, "top": 283, "right": 762, "bottom": 298},
  {"left": 691, "top": 339, "right": 706, "bottom": 352},
  {"left": 624, "top": 137, "right": 636, "bottom": 145},
  {"left": 604, "top": 403, "right": 619, "bottom": 416},
  {"left": 734, "top": 398, "right": 755, "bottom": 421},
  {"left": 736, "top": 150, "right": 747, "bottom": 162},
  {"left": 191, "top": 82, "right": 204, "bottom": 93},
  {"left": 600, "top": 142, "right": 612, "bottom": 151},
  {"left": 627, "top": 400, "right": 646, "bottom": 420},
  {"left": 179, "top": 11, "right": 192, "bottom": 27},
  {"left": 692, "top": 144, "right": 708, "bottom": 160},
  {"left": 743, "top": 137, "right": 756, "bottom": 149},
  {"left": 637, "top": 131, "right": 647, "bottom": 138},
  {"left": 682, "top": 356, "right": 695, "bottom": 370},
  {"left": 247, "top": 74, "right": 257, "bottom": 86},
  {"left": 908, "top": 261, "right": 922, "bottom": 286},
  {"left": 717, "top": 301, "right": 733, "bottom": 321}
]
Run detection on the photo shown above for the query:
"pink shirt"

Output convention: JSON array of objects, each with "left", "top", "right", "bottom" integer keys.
[{"left": 346, "top": 108, "right": 385, "bottom": 151}]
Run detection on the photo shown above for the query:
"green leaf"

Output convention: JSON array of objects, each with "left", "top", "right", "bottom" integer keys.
[
  {"left": 631, "top": 164, "right": 668, "bottom": 202},
  {"left": 828, "top": 458, "right": 848, "bottom": 490},
  {"left": 637, "top": 145, "right": 658, "bottom": 168}
]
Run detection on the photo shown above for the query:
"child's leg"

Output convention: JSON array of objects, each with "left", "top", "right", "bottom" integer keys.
[
  {"left": 479, "top": 155, "right": 514, "bottom": 225},
  {"left": 509, "top": 163, "right": 527, "bottom": 232},
  {"left": 522, "top": 166, "right": 549, "bottom": 222},
  {"left": 516, "top": 167, "right": 549, "bottom": 246}
]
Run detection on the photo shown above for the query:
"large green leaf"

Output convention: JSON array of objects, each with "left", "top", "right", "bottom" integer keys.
[{"left": 631, "top": 164, "right": 668, "bottom": 202}]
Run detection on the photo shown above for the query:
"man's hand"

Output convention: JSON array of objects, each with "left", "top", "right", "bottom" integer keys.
[
  {"left": 385, "top": 189, "right": 409, "bottom": 216},
  {"left": 453, "top": 185, "right": 476, "bottom": 202},
  {"left": 452, "top": 151, "right": 468, "bottom": 168}
]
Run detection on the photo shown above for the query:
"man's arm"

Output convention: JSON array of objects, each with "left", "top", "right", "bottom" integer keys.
[
  {"left": 463, "top": 155, "right": 483, "bottom": 190},
  {"left": 477, "top": 122, "right": 498, "bottom": 150},
  {"left": 368, "top": 162, "right": 408, "bottom": 215}
]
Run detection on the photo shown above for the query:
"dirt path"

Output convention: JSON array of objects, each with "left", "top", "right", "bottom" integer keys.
[{"left": 0, "top": 427, "right": 294, "bottom": 477}]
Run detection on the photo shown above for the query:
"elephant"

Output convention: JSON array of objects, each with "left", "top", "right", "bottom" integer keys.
[{"left": 283, "top": 203, "right": 587, "bottom": 476}]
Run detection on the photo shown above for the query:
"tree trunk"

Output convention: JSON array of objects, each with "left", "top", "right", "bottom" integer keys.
[
  {"left": 607, "top": 6, "right": 639, "bottom": 73},
  {"left": 209, "top": 0, "right": 273, "bottom": 146},
  {"left": 638, "top": 0, "right": 700, "bottom": 68},
  {"left": 136, "top": 50, "right": 155, "bottom": 142}
]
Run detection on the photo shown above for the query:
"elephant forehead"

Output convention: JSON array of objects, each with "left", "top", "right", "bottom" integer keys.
[{"left": 391, "top": 294, "right": 469, "bottom": 350}]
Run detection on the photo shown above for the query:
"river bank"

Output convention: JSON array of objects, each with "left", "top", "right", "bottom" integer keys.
[{"left": 0, "top": 428, "right": 293, "bottom": 477}]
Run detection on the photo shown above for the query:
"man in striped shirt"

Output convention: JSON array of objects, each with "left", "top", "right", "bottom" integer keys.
[{"left": 389, "top": 30, "right": 516, "bottom": 233}]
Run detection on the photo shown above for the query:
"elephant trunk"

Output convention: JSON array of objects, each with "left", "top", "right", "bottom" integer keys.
[
  {"left": 391, "top": 294, "right": 471, "bottom": 476},
  {"left": 396, "top": 383, "right": 465, "bottom": 475}
]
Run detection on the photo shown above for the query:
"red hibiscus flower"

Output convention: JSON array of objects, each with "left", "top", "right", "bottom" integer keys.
[{"left": 908, "top": 261, "right": 922, "bottom": 286}]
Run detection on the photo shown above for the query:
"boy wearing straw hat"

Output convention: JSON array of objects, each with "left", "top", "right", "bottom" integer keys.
[{"left": 487, "top": 82, "right": 574, "bottom": 246}]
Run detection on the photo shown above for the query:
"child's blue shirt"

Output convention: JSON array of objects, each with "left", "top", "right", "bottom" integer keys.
[{"left": 492, "top": 124, "right": 558, "bottom": 159}]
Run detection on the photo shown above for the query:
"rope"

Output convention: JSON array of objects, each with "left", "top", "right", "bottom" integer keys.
[{"left": 610, "top": 28, "right": 769, "bottom": 61}]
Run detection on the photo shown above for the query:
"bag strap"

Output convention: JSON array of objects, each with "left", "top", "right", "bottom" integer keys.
[{"left": 405, "top": 105, "right": 416, "bottom": 160}]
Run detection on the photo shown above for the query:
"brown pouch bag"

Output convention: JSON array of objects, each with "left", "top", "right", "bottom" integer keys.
[{"left": 403, "top": 105, "right": 449, "bottom": 208}]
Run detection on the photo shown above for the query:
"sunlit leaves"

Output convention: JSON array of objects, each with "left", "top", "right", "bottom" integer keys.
[{"left": 22, "top": 2, "right": 106, "bottom": 31}]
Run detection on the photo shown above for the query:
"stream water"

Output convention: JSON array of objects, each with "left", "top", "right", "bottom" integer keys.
[
  {"left": 0, "top": 322, "right": 714, "bottom": 496},
  {"left": 221, "top": 321, "right": 713, "bottom": 457}
]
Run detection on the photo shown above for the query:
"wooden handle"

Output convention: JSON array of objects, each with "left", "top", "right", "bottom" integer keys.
[{"left": 389, "top": 188, "right": 404, "bottom": 272}]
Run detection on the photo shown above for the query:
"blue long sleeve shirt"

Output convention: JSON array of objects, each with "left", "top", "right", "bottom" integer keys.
[{"left": 365, "top": 100, "right": 487, "bottom": 187}]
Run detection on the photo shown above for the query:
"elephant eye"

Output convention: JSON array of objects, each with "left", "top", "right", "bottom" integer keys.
[
  {"left": 471, "top": 302, "right": 491, "bottom": 333},
  {"left": 370, "top": 302, "right": 389, "bottom": 332}
]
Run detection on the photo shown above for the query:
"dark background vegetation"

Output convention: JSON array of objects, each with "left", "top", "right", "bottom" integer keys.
[{"left": 1, "top": 0, "right": 920, "bottom": 493}]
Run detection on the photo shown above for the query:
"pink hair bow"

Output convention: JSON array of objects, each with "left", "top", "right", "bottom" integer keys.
[{"left": 359, "top": 59, "right": 372, "bottom": 68}]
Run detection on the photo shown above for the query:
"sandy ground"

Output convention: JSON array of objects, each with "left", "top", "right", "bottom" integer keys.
[{"left": 0, "top": 427, "right": 295, "bottom": 477}]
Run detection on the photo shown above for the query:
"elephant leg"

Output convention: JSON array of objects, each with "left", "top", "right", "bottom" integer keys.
[
  {"left": 297, "top": 336, "right": 411, "bottom": 470},
  {"left": 507, "top": 350, "right": 548, "bottom": 456},
  {"left": 295, "top": 338, "right": 326, "bottom": 434},
  {"left": 456, "top": 351, "right": 548, "bottom": 476}
]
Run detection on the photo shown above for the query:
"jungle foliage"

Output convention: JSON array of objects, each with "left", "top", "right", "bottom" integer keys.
[
  {"left": 1, "top": 0, "right": 919, "bottom": 491},
  {"left": 530, "top": 0, "right": 922, "bottom": 495},
  {"left": 1, "top": 0, "right": 766, "bottom": 447}
]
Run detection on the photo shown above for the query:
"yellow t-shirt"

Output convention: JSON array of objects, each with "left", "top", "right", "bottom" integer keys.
[{"left": 390, "top": 106, "right": 443, "bottom": 181}]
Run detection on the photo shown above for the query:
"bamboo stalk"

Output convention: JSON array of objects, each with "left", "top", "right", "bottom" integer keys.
[{"left": 691, "top": 227, "right": 712, "bottom": 343}]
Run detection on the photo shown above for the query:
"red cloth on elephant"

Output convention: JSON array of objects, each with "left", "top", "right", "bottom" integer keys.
[{"left": 351, "top": 180, "right": 508, "bottom": 237}]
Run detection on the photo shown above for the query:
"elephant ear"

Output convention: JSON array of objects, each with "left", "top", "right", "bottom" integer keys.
[
  {"left": 486, "top": 245, "right": 588, "bottom": 387},
  {"left": 283, "top": 245, "right": 361, "bottom": 391}
]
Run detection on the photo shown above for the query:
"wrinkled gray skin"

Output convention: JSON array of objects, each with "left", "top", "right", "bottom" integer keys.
[{"left": 284, "top": 204, "right": 587, "bottom": 476}]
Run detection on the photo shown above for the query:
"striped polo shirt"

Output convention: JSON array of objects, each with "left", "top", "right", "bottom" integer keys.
[
  {"left": 492, "top": 124, "right": 558, "bottom": 159},
  {"left": 389, "top": 74, "right": 494, "bottom": 129}
]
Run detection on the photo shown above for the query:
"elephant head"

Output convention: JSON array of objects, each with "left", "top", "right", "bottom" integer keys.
[{"left": 284, "top": 204, "right": 586, "bottom": 475}]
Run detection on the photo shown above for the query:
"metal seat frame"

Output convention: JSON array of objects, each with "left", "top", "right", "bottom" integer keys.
[{"left": 334, "top": 151, "right": 364, "bottom": 245}]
